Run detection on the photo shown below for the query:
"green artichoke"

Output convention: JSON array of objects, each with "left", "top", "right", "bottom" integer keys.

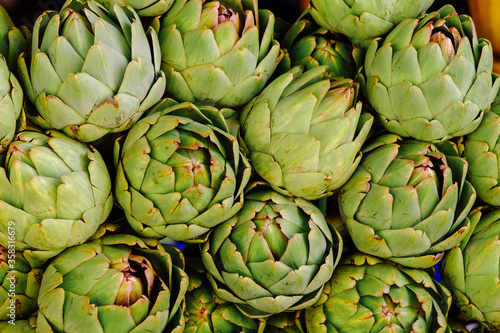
[
  {"left": 0, "top": 55, "right": 24, "bottom": 154},
  {"left": 441, "top": 208, "right": 500, "bottom": 330},
  {"left": 18, "top": 0, "right": 166, "bottom": 142},
  {"left": 278, "top": 13, "right": 362, "bottom": 79},
  {"left": 0, "top": 248, "right": 44, "bottom": 325},
  {"left": 363, "top": 5, "right": 500, "bottom": 142},
  {"left": 36, "top": 234, "right": 189, "bottom": 333},
  {"left": 309, "top": 0, "right": 434, "bottom": 47},
  {"left": 94, "top": 0, "right": 174, "bottom": 16},
  {"left": 239, "top": 66, "right": 373, "bottom": 200},
  {"left": 201, "top": 189, "right": 342, "bottom": 318},
  {"left": 0, "top": 4, "right": 30, "bottom": 73},
  {"left": 0, "top": 130, "right": 113, "bottom": 261},
  {"left": 156, "top": 0, "right": 282, "bottom": 108},
  {"left": 0, "top": 317, "right": 36, "bottom": 332},
  {"left": 305, "top": 252, "right": 452, "bottom": 333},
  {"left": 462, "top": 94, "right": 500, "bottom": 206},
  {"left": 184, "top": 261, "right": 259, "bottom": 332},
  {"left": 339, "top": 134, "right": 476, "bottom": 268},
  {"left": 114, "top": 100, "right": 251, "bottom": 242}
]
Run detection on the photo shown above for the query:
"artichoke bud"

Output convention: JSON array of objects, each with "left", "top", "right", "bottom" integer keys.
[
  {"left": 430, "top": 31, "right": 455, "bottom": 63},
  {"left": 116, "top": 270, "right": 144, "bottom": 306}
]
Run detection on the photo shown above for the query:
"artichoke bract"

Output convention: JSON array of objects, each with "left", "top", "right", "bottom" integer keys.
[
  {"left": 156, "top": 0, "right": 282, "bottom": 108},
  {"left": 309, "top": 0, "right": 434, "bottom": 47},
  {"left": 94, "top": 0, "right": 174, "bottom": 16},
  {"left": 339, "top": 135, "right": 476, "bottom": 268},
  {"left": 36, "top": 235, "right": 189, "bottom": 333},
  {"left": 18, "top": 0, "right": 166, "bottom": 142},
  {"left": 0, "top": 130, "right": 113, "bottom": 262},
  {"left": 201, "top": 189, "right": 342, "bottom": 318},
  {"left": 239, "top": 66, "right": 373, "bottom": 200},
  {"left": 277, "top": 14, "right": 362, "bottom": 79},
  {"left": 114, "top": 100, "right": 251, "bottom": 242},
  {"left": 305, "top": 253, "right": 452, "bottom": 333},
  {"left": 363, "top": 5, "right": 500, "bottom": 142},
  {"left": 441, "top": 209, "right": 500, "bottom": 330},
  {"left": 184, "top": 261, "right": 259, "bottom": 333},
  {"left": 0, "top": 4, "right": 30, "bottom": 73},
  {"left": 0, "top": 55, "right": 23, "bottom": 154},
  {"left": 463, "top": 94, "right": 500, "bottom": 206},
  {"left": 0, "top": 248, "right": 44, "bottom": 324}
]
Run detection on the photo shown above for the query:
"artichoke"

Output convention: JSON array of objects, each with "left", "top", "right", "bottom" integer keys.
[
  {"left": 0, "top": 4, "right": 30, "bottom": 73},
  {"left": 462, "top": 94, "right": 500, "bottom": 206},
  {"left": 156, "top": 0, "right": 282, "bottom": 108},
  {"left": 18, "top": 0, "right": 166, "bottom": 142},
  {"left": 94, "top": 0, "right": 174, "bottom": 16},
  {"left": 0, "top": 54, "right": 23, "bottom": 154},
  {"left": 305, "top": 252, "right": 452, "bottom": 333},
  {"left": 0, "top": 130, "right": 113, "bottom": 261},
  {"left": 259, "top": 312, "right": 305, "bottom": 333},
  {"left": 339, "top": 134, "right": 476, "bottom": 268},
  {"left": 114, "top": 100, "right": 251, "bottom": 242},
  {"left": 36, "top": 234, "right": 189, "bottom": 333},
  {"left": 441, "top": 208, "right": 500, "bottom": 330},
  {"left": 201, "top": 189, "right": 342, "bottom": 318},
  {"left": 278, "top": 13, "right": 362, "bottom": 79},
  {"left": 0, "top": 248, "right": 44, "bottom": 325},
  {"left": 184, "top": 261, "right": 259, "bottom": 332},
  {"left": 363, "top": 5, "right": 500, "bottom": 142},
  {"left": 239, "top": 66, "right": 373, "bottom": 200},
  {"left": 309, "top": 0, "right": 434, "bottom": 47}
]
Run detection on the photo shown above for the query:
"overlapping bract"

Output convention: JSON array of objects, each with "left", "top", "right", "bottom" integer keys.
[
  {"left": 339, "top": 135, "right": 476, "bottom": 268},
  {"left": 305, "top": 253, "right": 452, "bottom": 333},
  {"left": 94, "top": 0, "right": 174, "bottom": 16},
  {"left": 184, "top": 262, "right": 259, "bottom": 332},
  {"left": 441, "top": 209, "right": 500, "bottom": 330},
  {"left": 114, "top": 100, "right": 251, "bottom": 242},
  {"left": 201, "top": 190, "right": 342, "bottom": 318},
  {"left": 18, "top": 0, "right": 166, "bottom": 142},
  {"left": 277, "top": 15, "right": 362, "bottom": 79},
  {"left": 0, "top": 4, "right": 30, "bottom": 72},
  {"left": 463, "top": 95, "right": 500, "bottom": 206},
  {"left": 0, "top": 55, "right": 23, "bottom": 154},
  {"left": 0, "top": 248, "right": 44, "bottom": 325},
  {"left": 157, "top": 0, "right": 282, "bottom": 108},
  {"left": 363, "top": 5, "right": 500, "bottom": 142},
  {"left": 36, "top": 235, "right": 189, "bottom": 333},
  {"left": 309, "top": 0, "right": 434, "bottom": 47},
  {"left": 239, "top": 66, "right": 373, "bottom": 200},
  {"left": 0, "top": 130, "right": 113, "bottom": 261}
]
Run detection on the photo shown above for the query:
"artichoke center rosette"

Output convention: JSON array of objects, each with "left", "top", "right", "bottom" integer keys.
[
  {"left": 114, "top": 99, "right": 251, "bottom": 242},
  {"left": 308, "top": 0, "right": 434, "bottom": 48},
  {"left": 155, "top": 0, "right": 282, "bottom": 108},
  {"left": 0, "top": 130, "right": 113, "bottom": 262},
  {"left": 339, "top": 134, "right": 476, "bottom": 269},
  {"left": 363, "top": 5, "right": 500, "bottom": 142},
  {"left": 239, "top": 65, "right": 373, "bottom": 200},
  {"left": 441, "top": 208, "right": 500, "bottom": 330},
  {"left": 17, "top": 0, "right": 166, "bottom": 142},
  {"left": 36, "top": 234, "right": 189, "bottom": 333},
  {"left": 201, "top": 188, "right": 343, "bottom": 318},
  {"left": 304, "top": 252, "right": 453, "bottom": 333},
  {"left": 94, "top": 0, "right": 174, "bottom": 16}
]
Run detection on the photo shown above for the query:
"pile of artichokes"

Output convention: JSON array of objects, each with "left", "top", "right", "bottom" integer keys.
[{"left": 1, "top": 0, "right": 500, "bottom": 332}]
